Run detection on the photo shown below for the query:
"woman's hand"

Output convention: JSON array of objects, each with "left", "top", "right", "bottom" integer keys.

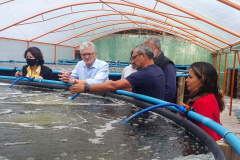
[
  {"left": 36, "top": 76, "right": 43, "bottom": 79},
  {"left": 15, "top": 71, "right": 22, "bottom": 77}
]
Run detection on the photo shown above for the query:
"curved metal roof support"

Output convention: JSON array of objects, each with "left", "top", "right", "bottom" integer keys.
[
  {"left": 29, "top": 12, "right": 220, "bottom": 50},
  {"left": 19, "top": 9, "right": 114, "bottom": 26},
  {"left": 0, "top": 36, "right": 28, "bottom": 42},
  {"left": 1, "top": 1, "right": 137, "bottom": 31},
  {"left": 100, "top": 0, "right": 143, "bottom": 29},
  {"left": 0, "top": 1, "right": 230, "bottom": 47},
  {"left": 218, "top": 0, "right": 240, "bottom": 11},
  {"left": 222, "top": 52, "right": 228, "bottom": 99},
  {"left": 56, "top": 20, "right": 216, "bottom": 51},
  {"left": 180, "top": 28, "right": 222, "bottom": 49},
  {"left": 0, "top": 0, "right": 14, "bottom": 5},
  {"left": 155, "top": 0, "right": 240, "bottom": 38},
  {"left": 120, "top": 1, "right": 230, "bottom": 45},
  {"left": 55, "top": 21, "right": 172, "bottom": 44},
  {"left": 29, "top": 12, "right": 165, "bottom": 40},
  {"left": 0, "top": 35, "right": 73, "bottom": 48},
  {"left": 0, "top": 24, "right": 213, "bottom": 56},
  {"left": 29, "top": 13, "right": 127, "bottom": 41},
  {"left": 221, "top": 40, "right": 240, "bottom": 52},
  {"left": 89, "top": 27, "right": 214, "bottom": 52},
  {"left": 229, "top": 50, "right": 237, "bottom": 115}
]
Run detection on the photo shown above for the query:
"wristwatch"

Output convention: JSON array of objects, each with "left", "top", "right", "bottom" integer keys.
[{"left": 84, "top": 83, "right": 91, "bottom": 92}]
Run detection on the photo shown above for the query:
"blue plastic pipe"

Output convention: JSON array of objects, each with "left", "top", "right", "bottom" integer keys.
[
  {"left": 115, "top": 90, "right": 183, "bottom": 114},
  {"left": 116, "top": 90, "right": 240, "bottom": 156},
  {"left": 122, "top": 103, "right": 186, "bottom": 123},
  {"left": 9, "top": 76, "right": 33, "bottom": 88},
  {"left": 4, "top": 75, "right": 79, "bottom": 100},
  {"left": 70, "top": 93, "right": 80, "bottom": 100},
  {"left": 0, "top": 67, "right": 22, "bottom": 71},
  {"left": 0, "top": 76, "right": 72, "bottom": 86}
]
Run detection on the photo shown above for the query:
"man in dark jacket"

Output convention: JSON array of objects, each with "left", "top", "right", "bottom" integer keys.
[{"left": 145, "top": 37, "right": 176, "bottom": 103}]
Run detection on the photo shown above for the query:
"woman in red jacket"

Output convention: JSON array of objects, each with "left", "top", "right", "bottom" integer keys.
[{"left": 185, "top": 62, "right": 225, "bottom": 141}]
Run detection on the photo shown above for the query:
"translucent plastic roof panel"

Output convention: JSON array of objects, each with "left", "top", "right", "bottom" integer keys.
[
  {"left": 124, "top": 0, "right": 157, "bottom": 10},
  {"left": 166, "top": 0, "right": 240, "bottom": 33},
  {"left": 0, "top": 0, "right": 239, "bottom": 52}
]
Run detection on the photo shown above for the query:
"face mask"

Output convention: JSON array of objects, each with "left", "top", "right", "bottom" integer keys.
[{"left": 26, "top": 58, "right": 37, "bottom": 66}]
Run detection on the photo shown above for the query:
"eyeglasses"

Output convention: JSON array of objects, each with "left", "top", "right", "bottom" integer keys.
[
  {"left": 130, "top": 53, "right": 143, "bottom": 61},
  {"left": 80, "top": 52, "right": 95, "bottom": 57}
]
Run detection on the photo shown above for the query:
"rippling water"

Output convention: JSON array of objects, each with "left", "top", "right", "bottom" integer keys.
[
  {"left": 0, "top": 82, "right": 215, "bottom": 160},
  {"left": 0, "top": 62, "right": 214, "bottom": 160}
]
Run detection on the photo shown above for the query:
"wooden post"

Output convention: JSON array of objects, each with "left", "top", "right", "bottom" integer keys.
[
  {"left": 237, "top": 70, "right": 240, "bottom": 99},
  {"left": 238, "top": 51, "right": 240, "bottom": 66},
  {"left": 218, "top": 54, "right": 221, "bottom": 85},
  {"left": 225, "top": 69, "right": 231, "bottom": 96},
  {"left": 213, "top": 54, "right": 217, "bottom": 69},
  {"left": 54, "top": 45, "right": 57, "bottom": 63},
  {"left": 222, "top": 52, "right": 228, "bottom": 99},
  {"left": 229, "top": 51, "right": 237, "bottom": 115},
  {"left": 176, "top": 77, "right": 185, "bottom": 105}
]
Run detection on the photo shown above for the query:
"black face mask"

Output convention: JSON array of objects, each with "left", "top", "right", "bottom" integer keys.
[{"left": 26, "top": 58, "right": 37, "bottom": 66}]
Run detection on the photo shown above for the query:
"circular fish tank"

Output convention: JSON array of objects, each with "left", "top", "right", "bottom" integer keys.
[{"left": 0, "top": 82, "right": 225, "bottom": 160}]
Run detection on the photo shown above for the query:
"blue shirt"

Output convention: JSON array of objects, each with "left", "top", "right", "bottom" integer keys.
[
  {"left": 71, "top": 59, "right": 109, "bottom": 84},
  {"left": 126, "top": 64, "right": 165, "bottom": 100}
]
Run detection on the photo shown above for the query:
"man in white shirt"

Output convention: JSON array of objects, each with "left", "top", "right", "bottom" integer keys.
[
  {"left": 59, "top": 41, "right": 109, "bottom": 85},
  {"left": 121, "top": 50, "right": 137, "bottom": 79}
]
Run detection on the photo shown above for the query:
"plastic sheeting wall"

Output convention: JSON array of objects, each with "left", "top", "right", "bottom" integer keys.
[
  {"left": 0, "top": 39, "right": 27, "bottom": 60},
  {"left": 0, "top": 39, "right": 74, "bottom": 62},
  {"left": 94, "top": 34, "right": 213, "bottom": 64},
  {"left": 0, "top": 35, "right": 212, "bottom": 64}
]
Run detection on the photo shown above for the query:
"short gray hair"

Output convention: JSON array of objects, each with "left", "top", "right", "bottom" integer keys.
[
  {"left": 136, "top": 43, "right": 154, "bottom": 59},
  {"left": 144, "top": 36, "right": 161, "bottom": 48},
  {"left": 79, "top": 41, "right": 97, "bottom": 53}
]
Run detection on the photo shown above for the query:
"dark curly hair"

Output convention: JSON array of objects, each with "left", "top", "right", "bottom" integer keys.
[
  {"left": 187, "top": 62, "right": 225, "bottom": 112},
  {"left": 24, "top": 47, "right": 44, "bottom": 65}
]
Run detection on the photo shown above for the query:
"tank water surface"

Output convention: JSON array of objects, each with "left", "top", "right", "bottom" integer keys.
[{"left": 0, "top": 82, "right": 215, "bottom": 160}]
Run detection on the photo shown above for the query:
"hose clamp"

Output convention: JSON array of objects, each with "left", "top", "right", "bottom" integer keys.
[
  {"left": 223, "top": 131, "right": 232, "bottom": 139},
  {"left": 184, "top": 107, "right": 196, "bottom": 116}
]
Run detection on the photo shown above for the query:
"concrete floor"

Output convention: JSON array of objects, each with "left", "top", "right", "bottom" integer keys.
[{"left": 221, "top": 96, "right": 240, "bottom": 138}]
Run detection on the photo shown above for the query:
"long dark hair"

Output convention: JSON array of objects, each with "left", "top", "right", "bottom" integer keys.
[
  {"left": 24, "top": 47, "right": 44, "bottom": 65},
  {"left": 187, "top": 62, "right": 225, "bottom": 112}
]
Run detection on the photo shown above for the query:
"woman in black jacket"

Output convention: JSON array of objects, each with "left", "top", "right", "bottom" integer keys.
[{"left": 15, "top": 47, "right": 53, "bottom": 80}]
